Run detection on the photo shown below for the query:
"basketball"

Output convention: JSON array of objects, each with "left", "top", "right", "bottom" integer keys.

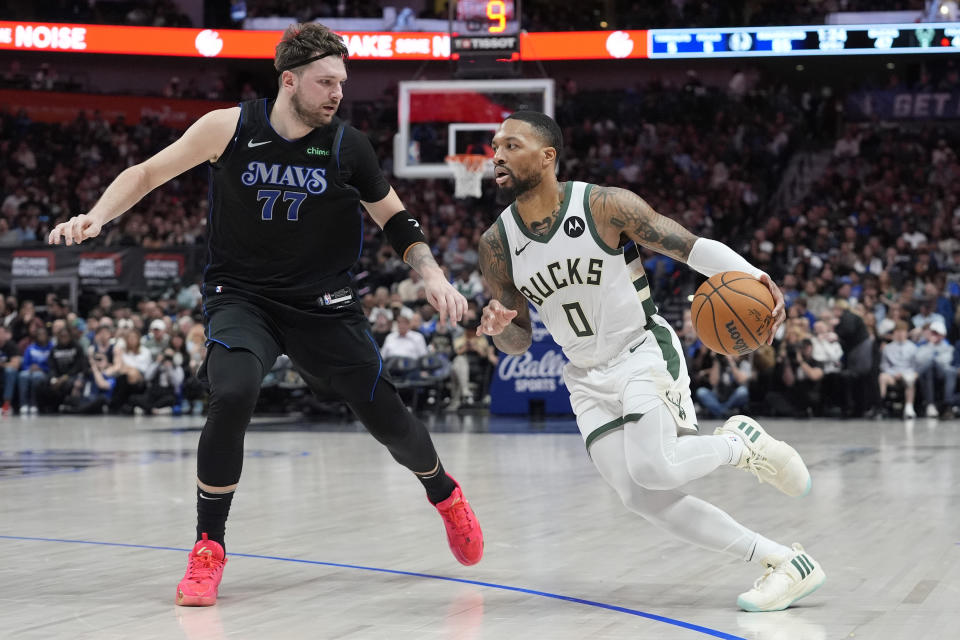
[{"left": 691, "top": 271, "right": 775, "bottom": 356}]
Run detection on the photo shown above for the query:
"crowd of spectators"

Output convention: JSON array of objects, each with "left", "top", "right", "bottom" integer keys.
[
  {"left": 684, "top": 118, "right": 960, "bottom": 420},
  {"left": 1, "top": 0, "right": 929, "bottom": 30},
  {"left": 4, "top": 0, "right": 192, "bottom": 27},
  {"left": 2, "top": 55, "right": 960, "bottom": 418},
  {"left": 228, "top": 0, "right": 929, "bottom": 29},
  {"left": 0, "top": 290, "right": 206, "bottom": 416}
]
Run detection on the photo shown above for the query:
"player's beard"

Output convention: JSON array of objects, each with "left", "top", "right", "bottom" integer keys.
[
  {"left": 291, "top": 89, "right": 332, "bottom": 129},
  {"left": 495, "top": 170, "right": 542, "bottom": 205}
]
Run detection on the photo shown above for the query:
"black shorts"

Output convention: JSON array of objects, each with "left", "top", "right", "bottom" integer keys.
[{"left": 201, "top": 290, "right": 390, "bottom": 404}]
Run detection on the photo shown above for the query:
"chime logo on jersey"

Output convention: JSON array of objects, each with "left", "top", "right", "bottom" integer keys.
[
  {"left": 240, "top": 161, "right": 328, "bottom": 195},
  {"left": 564, "top": 216, "right": 585, "bottom": 238},
  {"left": 519, "top": 258, "right": 603, "bottom": 305}
]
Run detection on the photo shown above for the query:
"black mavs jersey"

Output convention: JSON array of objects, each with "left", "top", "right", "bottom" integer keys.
[{"left": 204, "top": 98, "right": 390, "bottom": 304}]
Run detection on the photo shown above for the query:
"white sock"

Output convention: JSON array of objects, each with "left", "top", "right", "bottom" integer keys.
[
  {"left": 722, "top": 433, "right": 745, "bottom": 465},
  {"left": 747, "top": 534, "right": 794, "bottom": 564}
]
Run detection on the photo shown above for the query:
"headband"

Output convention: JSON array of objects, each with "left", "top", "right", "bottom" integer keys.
[{"left": 277, "top": 52, "right": 337, "bottom": 73}]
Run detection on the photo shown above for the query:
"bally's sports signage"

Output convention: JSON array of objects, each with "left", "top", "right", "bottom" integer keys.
[{"left": 489, "top": 307, "right": 572, "bottom": 415}]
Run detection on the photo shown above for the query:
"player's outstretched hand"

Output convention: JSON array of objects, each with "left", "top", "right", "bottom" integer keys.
[
  {"left": 424, "top": 276, "right": 467, "bottom": 327},
  {"left": 48, "top": 214, "right": 103, "bottom": 246},
  {"left": 760, "top": 273, "right": 785, "bottom": 344},
  {"left": 477, "top": 299, "right": 517, "bottom": 337}
]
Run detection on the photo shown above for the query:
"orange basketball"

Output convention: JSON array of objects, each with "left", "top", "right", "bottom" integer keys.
[{"left": 691, "top": 271, "right": 775, "bottom": 356}]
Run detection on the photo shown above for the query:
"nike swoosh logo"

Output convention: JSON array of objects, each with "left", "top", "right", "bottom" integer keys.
[
  {"left": 198, "top": 493, "right": 222, "bottom": 500},
  {"left": 629, "top": 336, "right": 647, "bottom": 353},
  {"left": 514, "top": 241, "right": 532, "bottom": 256},
  {"left": 247, "top": 140, "right": 271, "bottom": 148}
]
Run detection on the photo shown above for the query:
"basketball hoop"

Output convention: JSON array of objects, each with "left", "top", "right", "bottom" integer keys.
[{"left": 445, "top": 154, "right": 490, "bottom": 199}]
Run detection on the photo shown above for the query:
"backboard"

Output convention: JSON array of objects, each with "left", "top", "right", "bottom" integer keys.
[{"left": 393, "top": 78, "right": 555, "bottom": 180}]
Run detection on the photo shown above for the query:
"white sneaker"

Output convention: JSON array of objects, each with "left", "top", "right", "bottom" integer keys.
[
  {"left": 28, "top": 405, "right": 38, "bottom": 415},
  {"left": 738, "top": 544, "right": 825, "bottom": 612},
  {"left": 715, "top": 415, "right": 811, "bottom": 497},
  {"left": 903, "top": 404, "right": 916, "bottom": 419},
  {"left": 926, "top": 404, "right": 939, "bottom": 418}
]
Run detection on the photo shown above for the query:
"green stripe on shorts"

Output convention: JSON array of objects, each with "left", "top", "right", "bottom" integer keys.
[
  {"left": 585, "top": 413, "right": 644, "bottom": 451},
  {"left": 646, "top": 321, "right": 681, "bottom": 381}
]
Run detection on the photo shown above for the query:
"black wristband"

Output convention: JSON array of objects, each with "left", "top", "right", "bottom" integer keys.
[{"left": 383, "top": 210, "right": 427, "bottom": 260}]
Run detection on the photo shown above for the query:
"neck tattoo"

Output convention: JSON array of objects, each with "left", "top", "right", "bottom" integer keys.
[{"left": 528, "top": 183, "right": 565, "bottom": 236}]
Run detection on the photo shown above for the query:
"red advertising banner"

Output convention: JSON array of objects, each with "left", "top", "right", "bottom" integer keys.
[
  {"left": 0, "top": 21, "right": 451, "bottom": 60},
  {"left": 0, "top": 89, "right": 233, "bottom": 129},
  {"left": 0, "top": 21, "right": 648, "bottom": 61},
  {"left": 520, "top": 30, "right": 648, "bottom": 60}
]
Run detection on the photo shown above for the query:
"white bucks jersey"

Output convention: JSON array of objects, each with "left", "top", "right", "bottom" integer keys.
[{"left": 497, "top": 181, "right": 659, "bottom": 369}]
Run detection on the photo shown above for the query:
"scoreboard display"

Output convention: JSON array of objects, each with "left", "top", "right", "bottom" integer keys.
[{"left": 649, "top": 22, "right": 960, "bottom": 58}]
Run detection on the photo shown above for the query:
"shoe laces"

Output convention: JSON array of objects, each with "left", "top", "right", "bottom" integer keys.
[
  {"left": 185, "top": 550, "right": 223, "bottom": 582},
  {"left": 752, "top": 554, "right": 798, "bottom": 592},
  {"left": 441, "top": 498, "right": 475, "bottom": 535},
  {"left": 751, "top": 564, "right": 777, "bottom": 591},
  {"left": 742, "top": 454, "right": 777, "bottom": 483}
]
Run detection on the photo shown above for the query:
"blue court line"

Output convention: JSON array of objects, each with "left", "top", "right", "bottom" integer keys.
[{"left": 0, "top": 534, "right": 745, "bottom": 640}]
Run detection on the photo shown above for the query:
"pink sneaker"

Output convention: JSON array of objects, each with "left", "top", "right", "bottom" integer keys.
[
  {"left": 176, "top": 533, "right": 226, "bottom": 606},
  {"left": 432, "top": 476, "right": 483, "bottom": 566}
]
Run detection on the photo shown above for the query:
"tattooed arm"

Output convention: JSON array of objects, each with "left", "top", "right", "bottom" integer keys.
[
  {"left": 477, "top": 225, "right": 533, "bottom": 354},
  {"left": 588, "top": 185, "right": 697, "bottom": 260},
  {"left": 589, "top": 185, "right": 785, "bottom": 342}
]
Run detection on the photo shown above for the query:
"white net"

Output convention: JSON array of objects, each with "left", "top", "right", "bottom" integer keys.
[{"left": 445, "top": 155, "right": 488, "bottom": 199}]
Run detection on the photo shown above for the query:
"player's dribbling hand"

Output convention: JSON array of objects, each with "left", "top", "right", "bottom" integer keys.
[
  {"left": 477, "top": 299, "right": 517, "bottom": 336},
  {"left": 48, "top": 213, "right": 103, "bottom": 246},
  {"left": 760, "top": 273, "right": 786, "bottom": 344}
]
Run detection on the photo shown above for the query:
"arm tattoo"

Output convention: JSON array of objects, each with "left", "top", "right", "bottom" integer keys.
[
  {"left": 404, "top": 242, "right": 438, "bottom": 274},
  {"left": 479, "top": 226, "right": 532, "bottom": 354},
  {"left": 589, "top": 186, "right": 697, "bottom": 261}
]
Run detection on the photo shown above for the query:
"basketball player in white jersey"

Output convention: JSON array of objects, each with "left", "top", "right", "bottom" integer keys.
[{"left": 477, "top": 112, "right": 825, "bottom": 612}]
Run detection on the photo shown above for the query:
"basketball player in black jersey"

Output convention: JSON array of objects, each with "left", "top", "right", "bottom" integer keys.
[{"left": 48, "top": 23, "right": 483, "bottom": 606}]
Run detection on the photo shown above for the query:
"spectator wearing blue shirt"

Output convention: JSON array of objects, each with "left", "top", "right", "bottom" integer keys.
[
  {"left": 19, "top": 325, "right": 53, "bottom": 414},
  {"left": 912, "top": 298, "right": 947, "bottom": 335}
]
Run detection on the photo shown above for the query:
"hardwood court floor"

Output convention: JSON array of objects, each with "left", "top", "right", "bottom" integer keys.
[{"left": 1, "top": 412, "right": 958, "bottom": 640}]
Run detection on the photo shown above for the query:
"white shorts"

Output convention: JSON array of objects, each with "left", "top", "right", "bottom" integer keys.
[{"left": 563, "top": 315, "right": 698, "bottom": 451}]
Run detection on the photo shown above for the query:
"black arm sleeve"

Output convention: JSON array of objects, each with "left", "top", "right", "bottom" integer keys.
[{"left": 339, "top": 126, "right": 391, "bottom": 203}]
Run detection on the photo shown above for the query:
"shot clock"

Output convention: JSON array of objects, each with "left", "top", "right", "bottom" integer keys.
[
  {"left": 450, "top": 0, "right": 520, "bottom": 36},
  {"left": 448, "top": 0, "right": 522, "bottom": 76}
]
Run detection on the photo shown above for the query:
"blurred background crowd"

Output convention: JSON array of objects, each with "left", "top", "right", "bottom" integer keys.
[
  {"left": 0, "top": 0, "right": 957, "bottom": 420},
  {"left": 0, "top": 0, "right": 929, "bottom": 29}
]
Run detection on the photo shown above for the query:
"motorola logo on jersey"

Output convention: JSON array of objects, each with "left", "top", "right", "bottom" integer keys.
[
  {"left": 240, "top": 161, "right": 328, "bottom": 195},
  {"left": 564, "top": 216, "right": 585, "bottom": 238}
]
